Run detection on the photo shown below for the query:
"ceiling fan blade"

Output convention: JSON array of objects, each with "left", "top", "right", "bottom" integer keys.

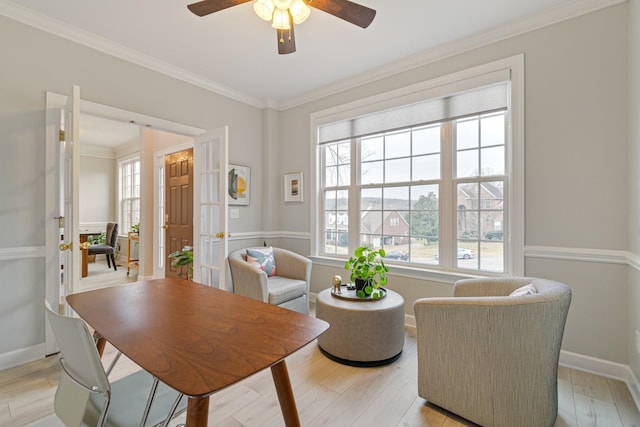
[
  {"left": 277, "top": 18, "right": 296, "bottom": 54},
  {"left": 307, "top": 0, "right": 376, "bottom": 28},
  {"left": 187, "top": 0, "right": 252, "bottom": 17}
]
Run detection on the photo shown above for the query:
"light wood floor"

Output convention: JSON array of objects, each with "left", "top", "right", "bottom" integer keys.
[
  {"left": 3, "top": 329, "right": 640, "bottom": 426},
  {"left": 3, "top": 268, "right": 640, "bottom": 426},
  {"left": 80, "top": 256, "right": 139, "bottom": 292}
]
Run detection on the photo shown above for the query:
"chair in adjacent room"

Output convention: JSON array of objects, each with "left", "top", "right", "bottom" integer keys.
[
  {"left": 413, "top": 277, "right": 572, "bottom": 427},
  {"left": 44, "top": 303, "right": 187, "bottom": 427},
  {"left": 88, "top": 222, "right": 119, "bottom": 271},
  {"left": 227, "top": 246, "right": 311, "bottom": 315}
]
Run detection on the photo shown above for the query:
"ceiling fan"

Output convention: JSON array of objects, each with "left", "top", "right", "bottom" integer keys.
[{"left": 187, "top": 0, "right": 376, "bottom": 54}]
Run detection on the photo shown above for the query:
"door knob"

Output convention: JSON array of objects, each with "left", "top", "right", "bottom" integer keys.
[
  {"left": 164, "top": 214, "right": 169, "bottom": 230},
  {"left": 215, "top": 232, "right": 224, "bottom": 239},
  {"left": 59, "top": 243, "right": 73, "bottom": 251}
]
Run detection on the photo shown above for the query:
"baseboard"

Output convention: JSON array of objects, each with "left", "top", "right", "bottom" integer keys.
[
  {"left": 0, "top": 343, "right": 45, "bottom": 371},
  {"left": 559, "top": 350, "right": 640, "bottom": 410},
  {"left": 311, "top": 292, "right": 640, "bottom": 411}
]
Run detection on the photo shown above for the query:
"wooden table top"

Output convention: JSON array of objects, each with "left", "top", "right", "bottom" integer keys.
[{"left": 67, "top": 278, "right": 329, "bottom": 398}]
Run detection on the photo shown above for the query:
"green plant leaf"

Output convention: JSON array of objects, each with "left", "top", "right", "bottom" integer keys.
[
  {"left": 356, "top": 289, "right": 366, "bottom": 298},
  {"left": 364, "top": 285, "right": 372, "bottom": 295}
]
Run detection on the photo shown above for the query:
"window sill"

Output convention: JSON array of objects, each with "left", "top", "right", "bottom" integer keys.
[{"left": 309, "top": 255, "right": 500, "bottom": 286}]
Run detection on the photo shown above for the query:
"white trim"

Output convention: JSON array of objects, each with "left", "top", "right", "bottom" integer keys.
[
  {"left": 1, "top": 0, "right": 623, "bottom": 110},
  {"left": 79, "top": 144, "right": 116, "bottom": 159},
  {"left": 0, "top": 1, "right": 263, "bottom": 109},
  {"left": 0, "top": 344, "right": 44, "bottom": 371},
  {"left": 79, "top": 222, "right": 107, "bottom": 234},
  {"left": 560, "top": 350, "right": 640, "bottom": 411},
  {"left": 278, "top": 0, "right": 625, "bottom": 110},
  {"left": 525, "top": 245, "right": 629, "bottom": 265},
  {"left": 153, "top": 141, "right": 195, "bottom": 279},
  {"left": 47, "top": 92, "right": 206, "bottom": 137},
  {"left": 226, "top": 230, "right": 311, "bottom": 242},
  {"left": 0, "top": 246, "right": 46, "bottom": 261},
  {"left": 310, "top": 55, "right": 524, "bottom": 276}
]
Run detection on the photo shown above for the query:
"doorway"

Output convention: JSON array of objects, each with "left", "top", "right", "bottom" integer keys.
[{"left": 164, "top": 148, "right": 194, "bottom": 278}]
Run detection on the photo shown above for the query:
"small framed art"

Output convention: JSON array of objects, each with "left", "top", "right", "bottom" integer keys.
[
  {"left": 284, "top": 172, "right": 303, "bottom": 202},
  {"left": 228, "top": 164, "right": 250, "bottom": 206}
]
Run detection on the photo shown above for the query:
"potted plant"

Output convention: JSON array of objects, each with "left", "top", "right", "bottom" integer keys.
[
  {"left": 168, "top": 245, "right": 193, "bottom": 280},
  {"left": 344, "top": 245, "right": 390, "bottom": 299}
]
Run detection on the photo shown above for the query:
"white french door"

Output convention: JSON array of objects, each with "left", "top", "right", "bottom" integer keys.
[
  {"left": 60, "top": 86, "right": 81, "bottom": 303},
  {"left": 192, "top": 127, "right": 229, "bottom": 289},
  {"left": 44, "top": 86, "right": 81, "bottom": 354}
]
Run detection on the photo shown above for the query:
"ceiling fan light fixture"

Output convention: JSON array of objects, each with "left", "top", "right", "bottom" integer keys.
[
  {"left": 253, "top": 0, "right": 275, "bottom": 21},
  {"left": 289, "top": 0, "right": 310, "bottom": 24},
  {"left": 271, "top": 8, "right": 291, "bottom": 29},
  {"left": 272, "top": 0, "right": 293, "bottom": 9}
]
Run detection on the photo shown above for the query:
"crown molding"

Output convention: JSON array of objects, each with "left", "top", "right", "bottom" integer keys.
[
  {"left": 0, "top": 0, "right": 264, "bottom": 109},
  {"left": 80, "top": 144, "right": 115, "bottom": 159},
  {"left": 1, "top": 0, "right": 626, "bottom": 111},
  {"left": 275, "top": 0, "right": 626, "bottom": 110}
]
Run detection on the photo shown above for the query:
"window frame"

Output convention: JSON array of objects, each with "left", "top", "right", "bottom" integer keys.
[
  {"left": 310, "top": 55, "right": 524, "bottom": 278},
  {"left": 118, "top": 155, "right": 141, "bottom": 237}
]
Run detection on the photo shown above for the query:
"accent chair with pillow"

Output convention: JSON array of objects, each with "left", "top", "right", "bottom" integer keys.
[
  {"left": 413, "top": 277, "right": 572, "bottom": 427},
  {"left": 227, "top": 246, "right": 311, "bottom": 315}
]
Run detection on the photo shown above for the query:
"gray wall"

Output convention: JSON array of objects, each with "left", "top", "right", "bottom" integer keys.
[
  {"left": 79, "top": 155, "right": 116, "bottom": 224},
  {"left": 0, "top": 1, "right": 637, "bottom": 375},
  {"left": 0, "top": 15, "right": 264, "bottom": 364},
  {"left": 628, "top": 0, "right": 640, "bottom": 381},
  {"left": 278, "top": 4, "right": 632, "bottom": 365}
]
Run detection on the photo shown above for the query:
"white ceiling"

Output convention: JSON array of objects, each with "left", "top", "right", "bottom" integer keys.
[
  {"left": 79, "top": 115, "right": 140, "bottom": 149},
  {"left": 2, "top": 0, "right": 618, "bottom": 110}
]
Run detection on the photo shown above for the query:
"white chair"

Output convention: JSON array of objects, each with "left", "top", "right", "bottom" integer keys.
[{"left": 44, "top": 303, "right": 187, "bottom": 427}]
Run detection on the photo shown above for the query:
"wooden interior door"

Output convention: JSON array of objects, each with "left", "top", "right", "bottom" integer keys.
[{"left": 165, "top": 148, "right": 194, "bottom": 278}]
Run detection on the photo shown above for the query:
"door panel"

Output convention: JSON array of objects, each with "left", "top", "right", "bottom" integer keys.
[
  {"left": 192, "top": 127, "right": 228, "bottom": 289},
  {"left": 165, "top": 149, "right": 194, "bottom": 278},
  {"left": 60, "top": 85, "right": 81, "bottom": 312}
]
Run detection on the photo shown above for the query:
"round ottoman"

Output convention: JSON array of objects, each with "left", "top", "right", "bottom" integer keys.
[{"left": 315, "top": 287, "right": 405, "bottom": 366}]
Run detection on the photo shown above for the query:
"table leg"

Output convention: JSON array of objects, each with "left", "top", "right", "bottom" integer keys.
[
  {"left": 186, "top": 397, "right": 209, "bottom": 427},
  {"left": 270, "top": 360, "right": 301, "bottom": 427},
  {"left": 95, "top": 337, "right": 106, "bottom": 357}
]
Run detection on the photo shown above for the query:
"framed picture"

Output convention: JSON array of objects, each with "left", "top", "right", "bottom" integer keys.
[
  {"left": 284, "top": 172, "right": 303, "bottom": 202},
  {"left": 228, "top": 164, "right": 250, "bottom": 206}
]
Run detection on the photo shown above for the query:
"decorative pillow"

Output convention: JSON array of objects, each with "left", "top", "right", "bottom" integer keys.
[
  {"left": 509, "top": 283, "right": 537, "bottom": 296},
  {"left": 246, "top": 247, "right": 277, "bottom": 277}
]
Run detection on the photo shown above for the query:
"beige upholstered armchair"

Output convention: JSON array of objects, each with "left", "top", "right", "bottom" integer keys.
[
  {"left": 413, "top": 277, "right": 572, "bottom": 427},
  {"left": 227, "top": 247, "right": 311, "bottom": 315}
]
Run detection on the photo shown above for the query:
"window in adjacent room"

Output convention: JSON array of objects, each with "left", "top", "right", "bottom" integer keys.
[{"left": 119, "top": 157, "right": 140, "bottom": 235}]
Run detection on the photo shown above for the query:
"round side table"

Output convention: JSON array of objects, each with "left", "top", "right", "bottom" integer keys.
[{"left": 315, "top": 287, "right": 405, "bottom": 367}]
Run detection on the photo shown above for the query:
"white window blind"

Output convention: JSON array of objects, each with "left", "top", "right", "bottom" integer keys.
[{"left": 319, "top": 81, "right": 508, "bottom": 144}]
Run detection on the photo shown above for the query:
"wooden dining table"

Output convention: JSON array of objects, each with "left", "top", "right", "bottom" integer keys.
[{"left": 66, "top": 278, "right": 329, "bottom": 427}]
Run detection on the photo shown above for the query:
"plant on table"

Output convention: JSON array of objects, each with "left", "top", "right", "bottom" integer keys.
[
  {"left": 344, "top": 245, "right": 390, "bottom": 299},
  {"left": 88, "top": 232, "right": 106, "bottom": 245},
  {"left": 168, "top": 245, "right": 193, "bottom": 280}
]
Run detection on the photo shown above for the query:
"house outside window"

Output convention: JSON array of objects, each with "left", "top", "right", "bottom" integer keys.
[
  {"left": 119, "top": 157, "right": 140, "bottom": 235},
  {"left": 312, "top": 56, "right": 524, "bottom": 276}
]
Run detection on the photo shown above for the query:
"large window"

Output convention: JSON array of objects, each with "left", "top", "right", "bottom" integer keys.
[
  {"left": 314, "top": 57, "right": 523, "bottom": 275},
  {"left": 119, "top": 157, "right": 140, "bottom": 235}
]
